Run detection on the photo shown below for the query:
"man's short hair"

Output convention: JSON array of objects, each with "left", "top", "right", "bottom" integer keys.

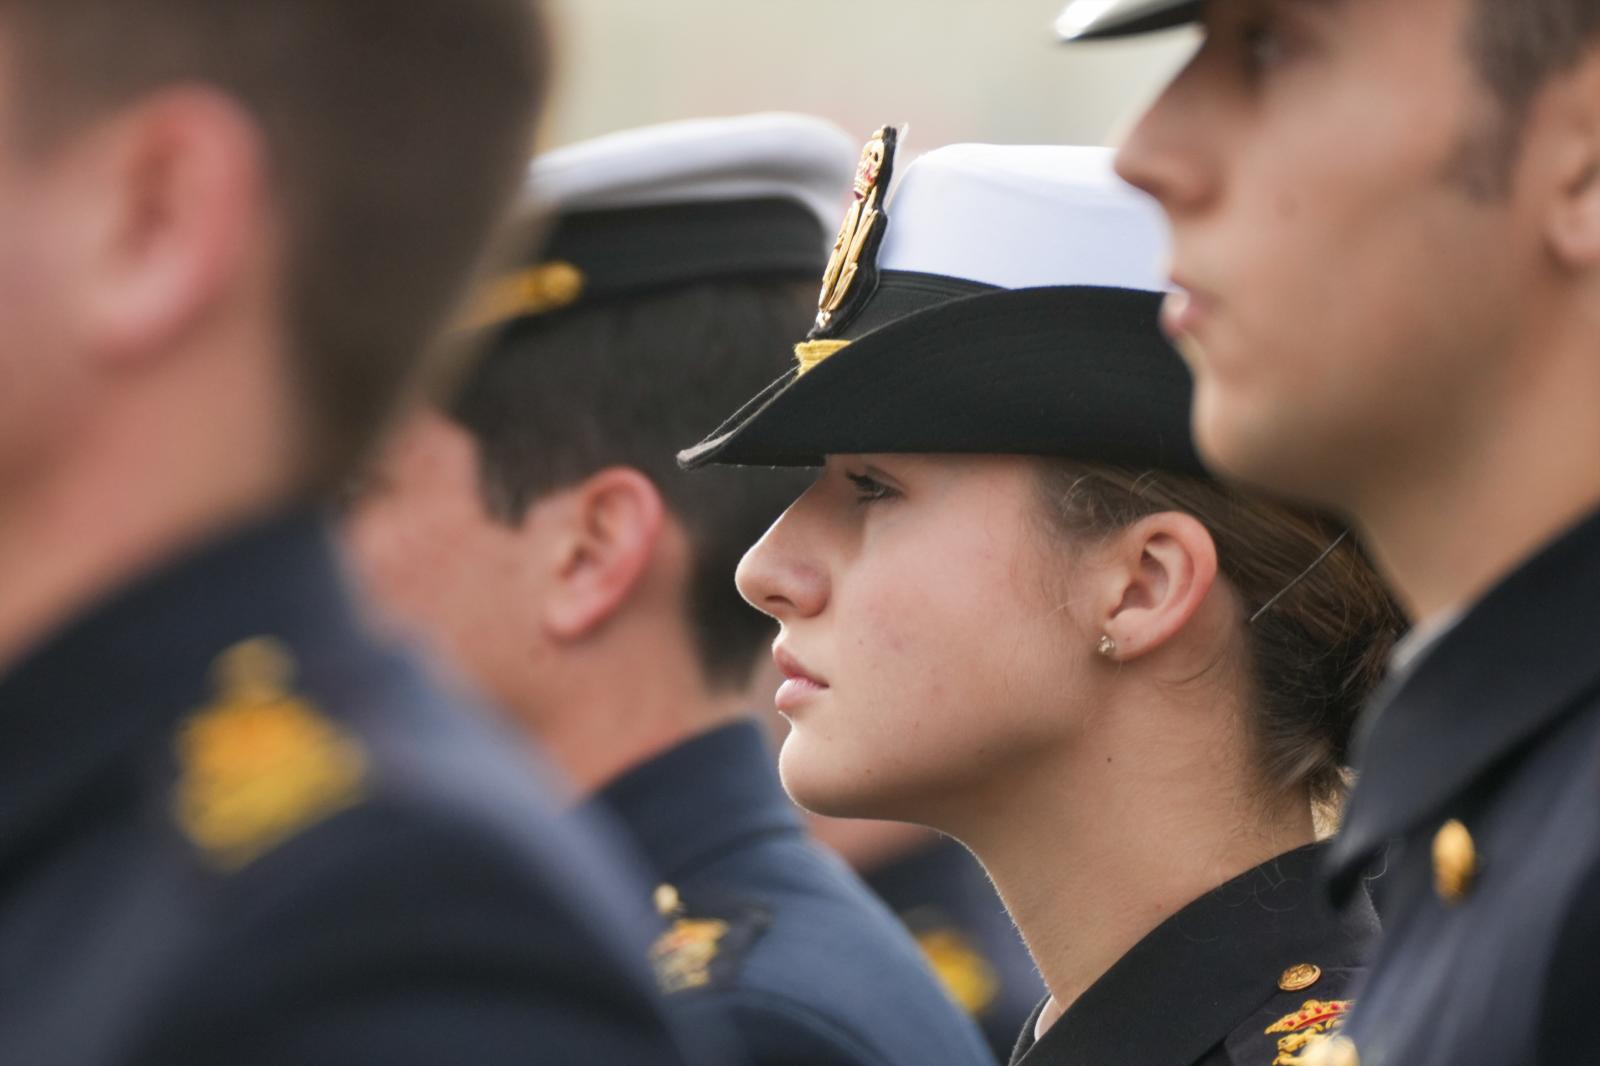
[
  {"left": 451, "top": 279, "right": 814, "bottom": 691},
  {"left": 1470, "top": 0, "right": 1600, "bottom": 118},
  {"left": 0, "top": 1, "right": 548, "bottom": 489}
]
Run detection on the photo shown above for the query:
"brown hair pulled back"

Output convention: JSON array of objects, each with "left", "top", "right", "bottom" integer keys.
[{"left": 1035, "top": 462, "right": 1405, "bottom": 813}]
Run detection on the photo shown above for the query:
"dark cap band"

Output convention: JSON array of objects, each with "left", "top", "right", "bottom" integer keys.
[
  {"left": 677, "top": 284, "right": 1205, "bottom": 476},
  {"left": 469, "top": 197, "right": 828, "bottom": 332}
]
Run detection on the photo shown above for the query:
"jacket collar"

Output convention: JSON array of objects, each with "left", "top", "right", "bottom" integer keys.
[
  {"left": 592, "top": 719, "right": 803, "bottom": 882},
  {"left": 0, "top": 509, "right": 359, "bottom": 870},
  {"left": 1022, "top": 844, "right": 1376, "bottom": 1066},
  {"left": 1325, "top": 505, "right": 1600, "bottom": 898}
]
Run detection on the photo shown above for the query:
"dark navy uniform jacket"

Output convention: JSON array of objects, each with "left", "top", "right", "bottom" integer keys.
[
  {"left": 1009, "top": 845, "right": 1377, "bottom": 1066},
  {"left": 0, "top": 512, "right": 696, "bottom": 1066},
  {"left": 865, "top": 839, "right": 1043, "bottom": 1061},
  {"left": 1324, "top": 507, "right": 1600, "bottom": 1066},
  {"left": 594, "top": 720, "right": 998, "bottom": 1066}
]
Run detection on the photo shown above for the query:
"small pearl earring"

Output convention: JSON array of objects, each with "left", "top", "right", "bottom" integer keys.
[{"left": 1096, "top": 634, "right": 1117, "bottom": 658}]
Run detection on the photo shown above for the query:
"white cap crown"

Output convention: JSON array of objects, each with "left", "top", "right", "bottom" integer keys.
[
  {"left": 529, "top": 113, "right": 859, "bottom": 232},
  {"left": 878, "top": 143, "right": 1170, "bottom": 293}
]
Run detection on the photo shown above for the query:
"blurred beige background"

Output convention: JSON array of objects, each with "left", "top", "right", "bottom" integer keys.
[{"left": 541, "top": 0, "right": 1197, "bottom": 152}]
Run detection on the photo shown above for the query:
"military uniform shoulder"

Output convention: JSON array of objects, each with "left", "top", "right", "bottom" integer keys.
[
  {"left": 647, "top": 873, "right": 992, "bottom": 1066},
  {"left": 112, "top": 639, "right": 684, "bottom": 1065},
  {"left": 152, "top": 635, "right": 656, "bottom": 949},
  {"left": 158, "top": 635, "right": 569, "bottom": 874},
  {"left": 648, "top": 882, "right": 773, "bottom": 997},
  {"left": 1225, "top": 963, "right": 1363, "bottom": 1066},
  {"left": 164, "top": 637, "right": 371, "bottom": 873},
  {"left": 648, "top": 882, "right": 881, "bottom": 1065},
  {"left": 647, "top": 842, "right": 932, "bottom": 1002}
]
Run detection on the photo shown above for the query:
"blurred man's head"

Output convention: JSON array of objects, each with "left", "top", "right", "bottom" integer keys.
[
  {"left": 344, "top": 115, "right": 857, "bottom": 790},
  {"left": 0, "top": 1, "right": 548, "bottom": 501},
  {"left": 1111, "top": 0, "right": 1600, "bottom": 527}
]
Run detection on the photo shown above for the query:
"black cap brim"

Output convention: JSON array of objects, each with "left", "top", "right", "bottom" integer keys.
[
  {"left": 1056, "top": 0, "right": 1201, "bottom": 41},
  {"left": 677, "top": 285, "right": 1205, "bottom": 477}
]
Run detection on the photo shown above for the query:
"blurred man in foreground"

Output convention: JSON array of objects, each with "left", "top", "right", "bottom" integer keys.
[
  {"left": 0, "top": 3, "right": 697, "bottom": 1063},
  {"left": 1059, "top": 0, "right": 1600, "bottom": 1062},
  {"left": 346, "top": 113, "right": 998, "bottom": 1066}
]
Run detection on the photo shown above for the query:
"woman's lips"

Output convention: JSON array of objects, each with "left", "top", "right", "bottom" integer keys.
[
  {"left": 1160, "top": 283, "right": 1215, "bottom": 343},
  {"left": 775, "top": 676, "right": 827, "bottom": 712},
  {"left": 772, "top": 645, "right": 828, "bottom": 712}
]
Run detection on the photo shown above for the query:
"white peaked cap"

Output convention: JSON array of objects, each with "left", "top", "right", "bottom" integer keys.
[
  {"left": 678, "top": 134, "right": 1202, "bottom": 474},
  {"left": 528, "top": 113, "right": 860, "bottom": 232},
  {"left": 466, "top": 114, "right": 860, "bottom": 330},
  {"left": 878, "top": 143, "right": 1171, "bottom": 293}
]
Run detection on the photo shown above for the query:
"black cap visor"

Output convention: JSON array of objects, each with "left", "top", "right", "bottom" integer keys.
[
  {"left": 677, "top": 285, "right": 1205, "bottom": 477},
  {"left": 1059, "top": 0, "right": 1201, "bottom": 40}
]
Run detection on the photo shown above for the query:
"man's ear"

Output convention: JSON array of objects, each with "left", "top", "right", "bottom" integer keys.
[
  {"left": 78, "top": 87, "right": 267, "bottom": 369},
  {"left": 1539, "top": 54, "right": 1600, "bottom": 269},
  {"left": 541, "top": 467, "right": 667, "bottom": 641},
  {"left": 1094, "top": 511, "right": 1219, "bottom": 662}
]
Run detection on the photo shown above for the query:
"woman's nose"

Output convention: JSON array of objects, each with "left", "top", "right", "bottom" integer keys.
[{"left": 736, "top": 509, "right": 829, "bottom": 621}]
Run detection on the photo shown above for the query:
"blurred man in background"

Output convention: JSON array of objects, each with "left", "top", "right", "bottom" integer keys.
[
  {"left": 346, "top": 113, "right": 999, "bottom": 1066},
  {"left": 0, "top": 3, "right": 701, "bottom": 1063},
  {"left": 1060, "top": 0, "right": 1600, "bottom": 1062}
]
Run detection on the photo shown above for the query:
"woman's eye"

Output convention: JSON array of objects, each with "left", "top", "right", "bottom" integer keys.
[{"left": 846, "top": 472, "right": 897, "bottom": 505}]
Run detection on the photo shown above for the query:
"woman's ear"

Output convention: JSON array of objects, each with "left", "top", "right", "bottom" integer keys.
[{"left": 1096, "top": 511, "right": 1219, "bottom": 662}]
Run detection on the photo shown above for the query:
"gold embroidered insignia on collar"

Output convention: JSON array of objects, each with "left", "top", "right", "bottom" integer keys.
[
  {"left": 914, "top": 927, "right": 1000, "bottom": 1016},
  {"left": 173, "top": 638, "right": 369, "bottom": 871},
  {"left": 650, "top": 916, "right": 730, "bottom": 995},
  {"left": 813, "top": 129, "right": 889, "bottom": 335},
  {"left": 1267, "top": 999, "right": 1355, "bottom": 1066}
]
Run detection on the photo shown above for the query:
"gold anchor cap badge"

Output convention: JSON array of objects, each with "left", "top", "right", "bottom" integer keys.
[{"left": 812, "top": 126, "right": 896, "bottom": 335}]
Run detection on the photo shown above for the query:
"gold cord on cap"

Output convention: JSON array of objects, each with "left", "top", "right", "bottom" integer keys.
[
  {"left": 459, "top": 261, "right": 586, "bottom": 333},
  {"left": 795, "top": 339, "right": 851, "bottom": 377}
]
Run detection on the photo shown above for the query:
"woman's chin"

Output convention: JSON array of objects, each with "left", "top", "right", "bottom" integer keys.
[
  {"left": 779, "top": 751, "right": 932, "bottom": 825},
  {"left": 780, "top": 755, "right": 881, "bottom": 821}
]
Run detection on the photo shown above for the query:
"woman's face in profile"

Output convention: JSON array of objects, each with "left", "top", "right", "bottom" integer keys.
[{"left": 736, "top": 453, "right": 1103, "bottom": 825}]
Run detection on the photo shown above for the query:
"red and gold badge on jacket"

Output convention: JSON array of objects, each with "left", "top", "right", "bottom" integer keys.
[{"left": 1266, "top": 999, "right": 1353, "bottom": 1066}]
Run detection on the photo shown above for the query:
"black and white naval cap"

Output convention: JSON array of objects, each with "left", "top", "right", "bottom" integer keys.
[
  {"left": 463, "top": 113, "right": 859, "bottom": 332},
  {"left": 1054, "top": 0, "right": 1200, "bottom": 41},
  {"left": 676, "top": 130, "right": 1206, "bottom": 476}
]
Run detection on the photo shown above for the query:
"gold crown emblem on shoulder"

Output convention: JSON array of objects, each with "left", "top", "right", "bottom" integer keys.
[
  {"left": 1268, "top": 999, "right": 1356, "bottom": 1066},
  {"left": 173, "top": 637, "right": 369, "bottom": 871}
]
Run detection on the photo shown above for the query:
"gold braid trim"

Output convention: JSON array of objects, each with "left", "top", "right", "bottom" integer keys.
[
  {"left": 795, "top": 340, "right": 850, "bottom": 376},
  {"left": 458, "top": 261, "right": 586, "bottom": 333}
]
